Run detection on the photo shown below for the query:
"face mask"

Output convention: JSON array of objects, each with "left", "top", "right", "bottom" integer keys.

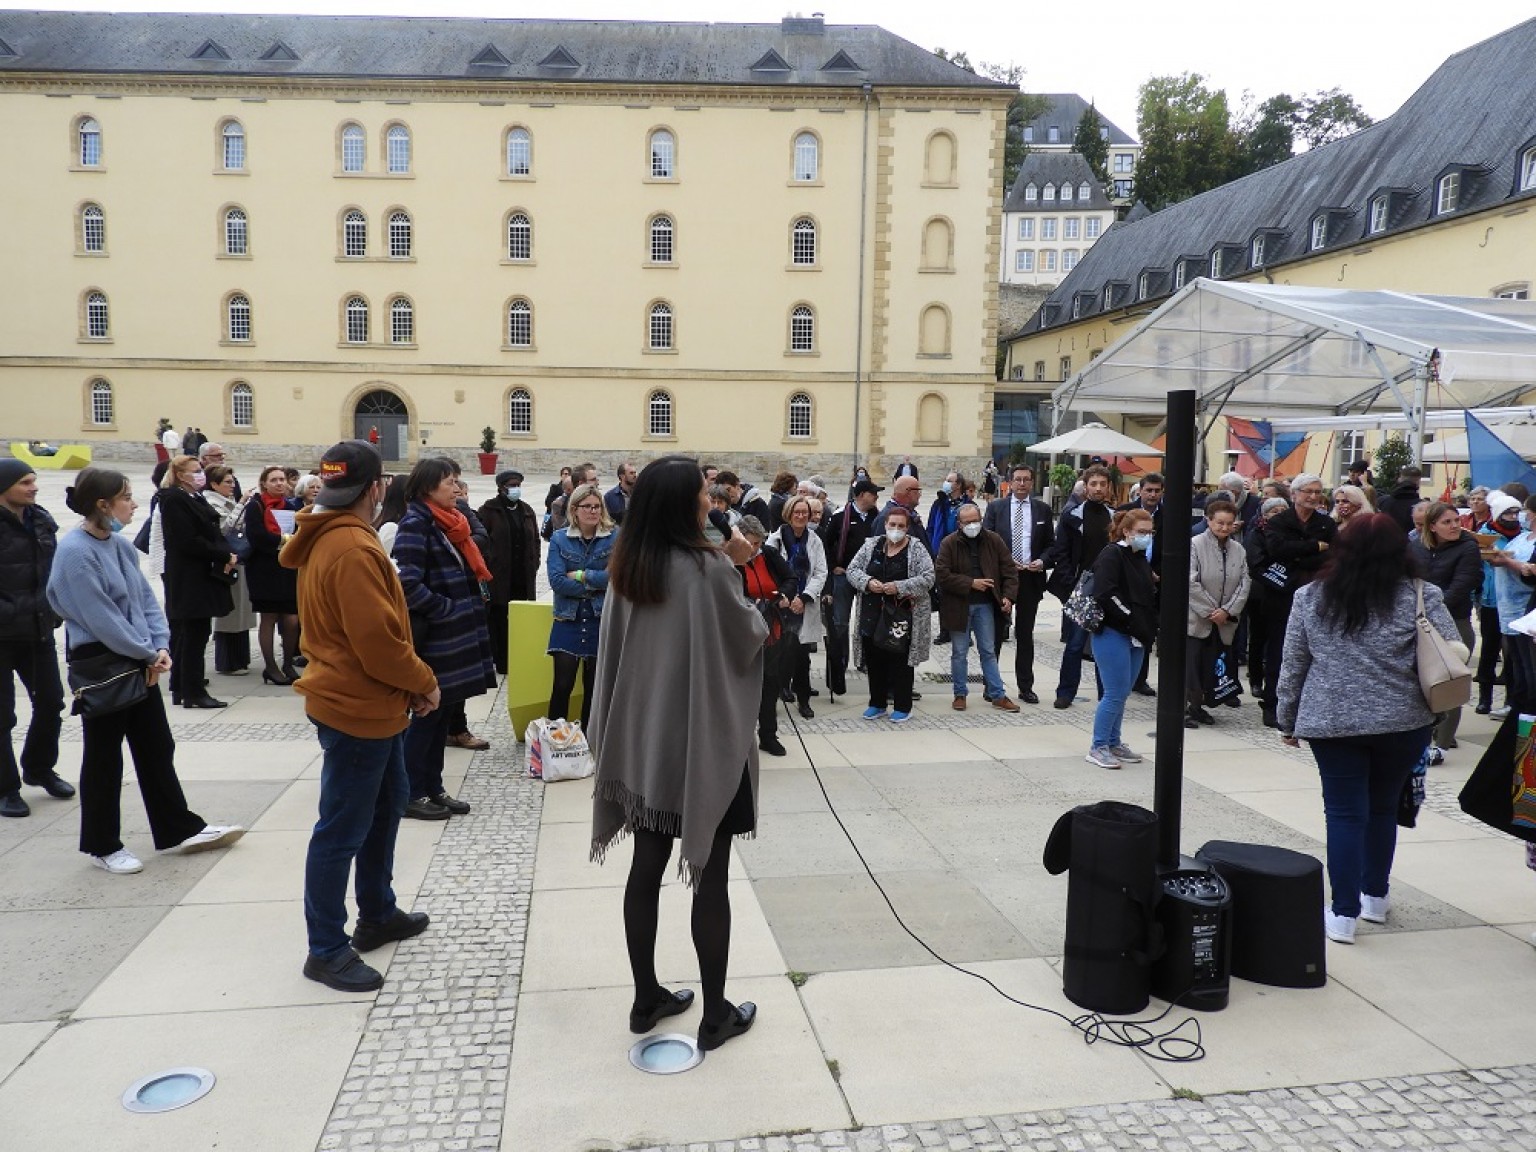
[
  {"left": 191, "top": 473, "right": 207, "bottom": 490},
  {"left": 886, "top": 527, "right": 907, "bottom": 544},
  {"left": 503, "top": 487, "right": 522, "bottom": 502},
  {"left": 1494, "top": 517, "right": 1522, "bottom": 538},
  {"left": 961, "top": 522, "right": 982, "bottom": 539},
  {"left": 1522, "top": 511, "right": 1533, "bottom": 531},
  {"left": 1130, "top": 532, "right": 1154, "bottom": 553},
  {"left": 940, "top": 481, "right": 953, "bottom": 495},
  {"left": 107, "top": 516, "right": 125, "bottom": 533}
]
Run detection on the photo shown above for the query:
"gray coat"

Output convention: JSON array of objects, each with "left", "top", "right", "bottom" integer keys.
[
  {"left": 1187, "top": 530, "right": 1250, "bottom": 643},
  {"left": 764, "top": 524, "right": 828, "bottom": 646},
  {"left": 1276, "top": 579, "right": 1459, "bottom": 739},
  {"left": 846, "top": 535, "right": 935, "bottom": 668}
]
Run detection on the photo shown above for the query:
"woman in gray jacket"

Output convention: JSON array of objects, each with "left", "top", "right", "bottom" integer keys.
[
  {"left": 1276, "top": 512, "right": 1462, "bottom": 946},
  {"left": 1186, "top": 499, "right": 1250, "bottom": 726}
]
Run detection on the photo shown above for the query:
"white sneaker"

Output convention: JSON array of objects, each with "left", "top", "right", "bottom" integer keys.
[
  {"left": 91, "top": 848, "right": 143, "bottom": 874},
  {"left": 1324, "top": 908, "right": 1357, "bottom": 944},
  {"left": 1492, "top": 705, "right": 1512, "bottom": 719},
  {"left": 1086, "top": 745, "right": 1122, "bottom": 769},
  {"left": 1359, "top": 894, "right": 1390, "bottom": 924},
  {"left": 173, "top": 825, "right": 246, "bottom": 855},
  {"left": 1109, "top": 743, "right": 1143, "bottom": 763}
]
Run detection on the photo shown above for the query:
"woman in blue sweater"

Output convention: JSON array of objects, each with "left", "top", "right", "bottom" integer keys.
[
  {"left": 546, "top": 481, "right": 615, "bottom": 728},
  {"left": 47, "top": 469, "right": 244, "bottom": 874}
]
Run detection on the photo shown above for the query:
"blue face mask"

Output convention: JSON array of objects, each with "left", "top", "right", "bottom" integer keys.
[
  {"left": 1130, "top": 532, "right": 1154, "bottom": 553},
  {"left": 940, "top": 481, "right": 953, "bottom": 495},
  {"left": 503, "top": 487, "right": 522, "bottom": 503},
  {"left": 108, "top": 516, "right": 125, "bottom": 533}
]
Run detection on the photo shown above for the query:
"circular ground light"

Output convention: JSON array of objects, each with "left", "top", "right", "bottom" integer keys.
[
  {"left": 121, "top": 1068, "right": 216, "bottom": 1114},
  {"left": 628, "top": 1033, "right": 702, "bottom": 1075}
]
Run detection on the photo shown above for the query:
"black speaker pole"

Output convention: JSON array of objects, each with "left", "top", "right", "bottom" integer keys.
[{"left": 1153, "top": 389, "right": 1196, "bottom": 870}]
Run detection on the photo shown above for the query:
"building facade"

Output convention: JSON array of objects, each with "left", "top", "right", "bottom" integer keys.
[
  {"left": 0, "top": 13, "right": 1012, "bottom": 473},
  {"left": 1020, "top": 94, "right": 1140, "bottom": 206},
  {"left": 998, "top": 153, "right": 1115, "bottom": 288}
]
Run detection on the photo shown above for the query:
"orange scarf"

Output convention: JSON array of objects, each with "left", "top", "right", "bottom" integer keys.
[{"left": 427, "top": 501, "right": 493, "bottom": 583}]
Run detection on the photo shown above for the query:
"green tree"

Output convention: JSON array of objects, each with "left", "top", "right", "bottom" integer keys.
[
  {"left": 934, "top": 49, "right": 1049, "bottom": 191},
  {"left": 1373, "top": 433, "right": 1414, "bottom": 479},
  {"left": 1073, "top": 103, "right": 1110, "bottom": 185},
  {"left": 1298, "top": 88, "right": 1373, "bottom": 149},
  {"left": 1132, "top": 73, "right": 1243, "bottom": 210},
  {"left": 1237, "top": 93, "right": 1301, "bottom": 172}
]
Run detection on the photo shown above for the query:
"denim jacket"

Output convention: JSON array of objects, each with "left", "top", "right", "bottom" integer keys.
[{"left": 547, "top": 526, "right": 615, "bottom": 621}]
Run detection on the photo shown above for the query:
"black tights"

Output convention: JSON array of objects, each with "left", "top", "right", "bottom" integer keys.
[
  {"left": 623, "top": 827, "right": 734, "bottom": 1024},
  {"left": 549, "top": 653, "right": 594, "bottom": 728}
]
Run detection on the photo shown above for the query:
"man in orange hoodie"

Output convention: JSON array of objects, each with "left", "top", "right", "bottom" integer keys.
[{"left": 281, "top": 440, "right": 440, "bottom": 992}]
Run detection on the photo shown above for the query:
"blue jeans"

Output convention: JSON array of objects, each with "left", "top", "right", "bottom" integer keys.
[
  {"left": 1056, "top": 617, "right": 1090, "bottom": 702},
  {"left": 1090, "top": 627, "right": 1139, "bottom": 748},
  {"left": 1310, "top": 726, "right": 1431, "bottom": 918},
  {"left": 304, "top": 722, "right": 408, "bottom": 960},
  {"left": 951, "top": 603, "right": 1005, "bottom": 701}
]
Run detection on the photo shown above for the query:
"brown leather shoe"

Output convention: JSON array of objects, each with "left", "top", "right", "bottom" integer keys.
[
  {"left": 991, "top": 696, "right": 1021, "bottom": 713},
  {"left": 446, "top": 731, "right": 491, "bottom": 751},
  {"left": 952, "top": 696, "right": 966, "bottom": 711}
]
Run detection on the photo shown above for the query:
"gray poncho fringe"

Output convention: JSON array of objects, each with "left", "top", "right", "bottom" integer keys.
[{"left": 589, "top": 548, "right": 768, "bottom": 888}]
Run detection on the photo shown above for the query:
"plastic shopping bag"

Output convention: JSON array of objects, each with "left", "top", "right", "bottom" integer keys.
[{"left": 523, "top": 717, "right": 594, "bottom": 782}]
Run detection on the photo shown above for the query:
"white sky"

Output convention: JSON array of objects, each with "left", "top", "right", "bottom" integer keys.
[{"left": 20, "top": 1, "right": 1536, "bottom": 135}]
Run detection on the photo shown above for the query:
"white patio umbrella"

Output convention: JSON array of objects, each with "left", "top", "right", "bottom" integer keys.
[
  {"left": 1420, "top": 421, "right": 1536, "bottom": 464},
  {"left": 1028, "top": 422, "right": 1165, "bottom": 458}
]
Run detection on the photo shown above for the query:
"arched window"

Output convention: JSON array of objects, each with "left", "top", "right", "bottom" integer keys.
[
  {"left": 507, "top": 299, "right": 532, "bottom": 347},
  {"left": 343, "top": 209, "right": 367, "bottom": 258},
  {"left": 1437, "top": 172, "right": 1460, "bottom": 214},
  {"left": 792, "top": 217, "right": 817, "bottom": 265},
  {"left": 222, "top": 120, "right": 245, "bottom": 170},
  {"left": 924, "top": 130, "right": 956, "bottom": 184},
  {"left": 506, "top": 127, "right": 532, "bottom": 176},
  {"left": 649, "top": 129, "right": 675, "bottom": 179},
  {"left": 787, "top": 392, "right": 813, "bottom": 439},
  {"left": 789, "top": 305, "right": 815, "bottom": 352},
  {"left": 647, "top": 390, "right": 673, "bottom": 437},
  {"left": 227, "top": 294, "right": 251, "bottom": 342},
  {"left": 649, "top": 215, "right": 674, "bottom": 263},
  {"left": 230, "top": 381, "right": 255, "bottom": 428},
  {"left": 918, "top": 304, "right": 950, "bottom": 356},
  {"left": 81, "top": 204, "right": 106, "bottom": 252},
  {"left": 78, "top": 118, "right": 102, "bottom": 167},
  {"left": 89, "top": 378, "right": 114, "bottom": 425},
  {"left": 388, "top": 211, "right": 412, "bottom": 258},
  {"left": 224, "top": 207, "right": 247, "bottom": 255},
  {"left": 345, "top": 296, "right": 369, "bottom": 343},
  {"left": 1042, "top": 183, "right": 1056, "bottom": 202},
  {"left": 341, "top": 123, "right": 365, "bottom": 172},
  {"left": 648, "top": 302, "right": 673, "bottom": 350},
  {"left": 508, "top": 388, "right": 533, "bottom": 434},
  {"left": 1024, "top": 183, "right": 1038, "bottom": 202},
  {"left": 507, "top": 212, "right": 532, "bottom": 261},
  {"left": 389, "top": 297, "right": 414, "bottom": 344},
  {"left": 386, "top": 125, "right": 411, "bottom": 174},
  {"left": 793, "top": 132, "right": 819, "bottom": 181},
  {"left": 1060, "top": 183, "right": 1073, "bottom": 203},
  {"left": 922, "top": 217, "right": 953, "bottom": 270},
  {"left": 1080, "top": 181, "right": 1092, "bottom": 200},
  {"left": 85, "top": 291, "right": 109, "bottom": 338}
]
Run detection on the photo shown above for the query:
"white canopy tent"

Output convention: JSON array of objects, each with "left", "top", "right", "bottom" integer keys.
[
  {"left": 1419, "top": 420, "right": 1536, "bottom": 465},
  {"left": 1052, "top": 282, "right": 1536, "bottom": 458},
  {"left": 1027, "top": 422, "right": 1164, "bottom": 458}
]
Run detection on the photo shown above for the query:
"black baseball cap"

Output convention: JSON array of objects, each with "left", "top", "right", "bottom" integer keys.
[
  {"left": 852, "top": 479, "right": 884, "bottom": 497},
  {"left": 314, "top": 440, "right": 384, "bottom": 508}
]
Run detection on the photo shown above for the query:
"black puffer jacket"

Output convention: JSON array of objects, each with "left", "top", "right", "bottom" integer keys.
[
  {"left": 1092, "top": 541, "right": 1158, "bottom": 647},
  {"left": 0, "top": 504, "right": 60, "bottom": 641},
  {"left": 1414, "top": 531, "right": 1482, "bottom": 619}
]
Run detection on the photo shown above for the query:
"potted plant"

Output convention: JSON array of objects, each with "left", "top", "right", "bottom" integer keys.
[{"left": 477, "top": 426, "right": 499, "bottom": 475}]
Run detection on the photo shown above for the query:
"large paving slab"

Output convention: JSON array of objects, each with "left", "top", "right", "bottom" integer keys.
[
  {"left": 0, "top": 1021, "right": 54, "bottom": 1083},
  {"left": 180, "top": 823, "right": 440, "bottom": 905},
  {"left": 0, "top": 906, "right": 166, "bottom": 1024}
]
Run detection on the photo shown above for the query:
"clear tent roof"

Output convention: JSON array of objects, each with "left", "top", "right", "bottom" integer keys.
[{"left": 1053, "top": 281, "right": 1536, "bottom": 420}]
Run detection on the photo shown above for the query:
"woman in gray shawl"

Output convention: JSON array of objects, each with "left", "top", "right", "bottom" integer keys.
[{"left": 589, "top": 456, "right": 768, "bottom": 1052}]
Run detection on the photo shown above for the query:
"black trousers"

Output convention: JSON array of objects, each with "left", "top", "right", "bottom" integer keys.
[
  {"left": 759, "top": 641, "right": 782, "bottom": 742},
  {"left": 168, "top": 616, "right": 212, "bottom": 700},
  {"left": 781, "top": 629, "right": 812, "bottom": 706},
  {"left": 487, "top": 601, "right": 509, "bottom": 676},
  {"left": 0, "top": 639, "right": 65, "bottom": 795},
  {"left": 995, "top": 574, "right": 1045, "bottom": 694},
  {"left": 78, "top": 683, "right": 204, "bottom": 856},
  {"left": 865, "top": 644, "right": 914, "bottom": 712},
  {"left": 1262, "top": 593, "right": 1293, "bottom": 709},
  {"left": 1247, "top": 598, "right": 1269, "bottom": 693},
  {"left": 1476, "top": 605, "right": 1503, "bottom": 687}
]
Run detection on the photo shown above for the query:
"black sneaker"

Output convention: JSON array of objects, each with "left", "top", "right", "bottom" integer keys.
[
  {"left": 403, "top": 796, "right": 450, "bottom": 821},
  {"left": 759, "top": 737, "right": 787, "bottom": 757},
  {"left": 22, "top": 771, "right": 76, "bottom": 799},
  {"left": 0, "top": 792, "right": 29, "bottom": 818},
  {"left": 433, "top": 792, "right": 471, "bottom": 815},
  {"left": 350, "top": 909, "right": 430, "bottom": 953},
  {"left": 303, "top": 947, "right": 383, "bottom": 992}
]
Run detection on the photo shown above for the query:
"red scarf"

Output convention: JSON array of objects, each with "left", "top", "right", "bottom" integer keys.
[
  {"left": 427, "top": 501, "right": 493, "bottom": 583},
  {"left": 261, "top": 492, "right": 287, "bottom": 537}
]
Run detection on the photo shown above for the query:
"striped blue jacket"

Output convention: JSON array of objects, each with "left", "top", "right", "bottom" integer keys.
[{"left": 393, "top": 502, "right": 497, "bottom": 698}]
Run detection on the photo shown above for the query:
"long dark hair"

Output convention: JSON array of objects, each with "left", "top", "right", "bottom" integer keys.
[
  {"left": 609, "top": 455, "right": 713, "bottom": 606},
  {"left": 1316, "top": 512, "right": 1421, "bottom": 635}
]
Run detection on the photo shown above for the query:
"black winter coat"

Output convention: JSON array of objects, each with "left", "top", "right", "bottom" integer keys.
[
  {"left": 158, "top": 485, "right": 234, "bottom": 621},
  {"left": 0, "top": 504, "right": 60, "bottom": 642},
  {"left": 243, "top": 498, "right": 298, "bottom": 610},
  {"left": 1092, "top": 542, "right": 1159, "bottom": 647},
  {"left": 1415, "top": 531, "right": 1482, "bottom": 619},
  {"left": 477, "top": 495, "right": 541, "bottom": 603},
  {"left": 1264, "top": 508, "right": 1337, "bottom": 587},
  {"left": 1375, "top": 482, "right": 1421, "bottom": 533}
]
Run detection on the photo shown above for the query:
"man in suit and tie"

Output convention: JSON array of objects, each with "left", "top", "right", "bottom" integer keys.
[{"left": 982, "top": 463, "right": 1053, "bottom": 704}]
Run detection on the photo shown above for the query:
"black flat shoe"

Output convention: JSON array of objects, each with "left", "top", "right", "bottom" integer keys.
[
  {"left": 629, "top": 986, "right": 695, "bottom": 1034},
  {"left": 1183, "top": 716, "right": 1199, "bottom": 729},
  {"left": 698, "top": 1001, "right": 756, "bottom": 1051},
  {"left": 403, "top": 797, "right": 450, "bottom": 821},
  {"left": 351, "top": 909, "right": 430, "bottom": 953},
  {"left": 23, "top": 771, "right": 76, "bottom": 799},
  {"left": 1133, "top": 683, "right": 1157, "bottom": 697},
  {"left": 759, "top": 737, "right": 787, "bottom": 756},
  {"left": 1190, "top": 707, "right": 1216, "bottom": 725},
  {"left": 797, "top": 702, "right": 814, "bottom": 719},
  {"left": 184, "top": 695, "right": 228, "bottom": 709},
  {"left": 1021, "top": 690, "right": 1040, "bottom": 705},
  {"left": 0, "top": 792, "right": 29, "bottom": 818},
  {"left": 433, "top": 792, "right": 471, "bottom": 815},
  {"left": 303, "top": 947, "right": 383, "bottom": 992}
]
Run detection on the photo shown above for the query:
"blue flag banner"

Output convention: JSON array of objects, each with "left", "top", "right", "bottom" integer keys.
[{"left": 1466, "top": 411, "right": 1536, "bottom": 492}]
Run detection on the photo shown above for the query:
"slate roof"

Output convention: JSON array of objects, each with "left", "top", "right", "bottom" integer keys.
[
  {"left": 1002, "top": 152, "right": 1115, "bottom": 212},
  {"left": 0, "top": 11, "right": 1009, "bottom": 90},
  {"left": 1025, "top": 94, "right": 1137, "bottom": 147},
  {"left": 1008, "top": 17, "right": 1536, "bottom": 340}
]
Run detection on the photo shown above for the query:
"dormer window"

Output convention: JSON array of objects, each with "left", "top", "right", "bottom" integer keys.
[
  {"left": 1099, "top": 127, "right": 1109, "bottom": 141},
  {"left": 1072, "top": 297, "right": 1084, "bottom": 320},
  {"left": 1023, "top": 126, "right": 1034, "bottom": 143},
  {"left": 1173, "top": 262, "right": 1187, "bottom": 290},
  {"left": 1437, "top": 172, "right": 1460, "bottom": 214},
  {"left": 1047, "top": 125, "right": 1060, "bottom": 144},
  {"left": 1138, "top": 272, "right": 1151, "bottom": 300},
  {"left": 1211, "top": 249, "right": 1224, "bottom": 278},
  {"left": 1369, "top": 196, "right": 1389, "bottom": 234},
  {"left": 1060, "top": 183, "right": 1073, "bottom": 203},
  {"left": 1104, "top": 285, "right": 1114, "bottom": 310},
  {"left": 1310, "top": 216, "right": 1328, "bottom": 251},
  {"left": 1251, "top": 235, "right": 1266, "bottom": 266},
  {"left": 1079, "top": 181, "right": 1091, "bottom": 200},
  {"left": 1024, "top": 183, "right": 1037, "bottom": 202},
  {"left": 1523, "top": 147, "right": 1536, "bottom": 192},
  {"left": 1042, "top": 184, "right": 1055, "bottom": 202}
]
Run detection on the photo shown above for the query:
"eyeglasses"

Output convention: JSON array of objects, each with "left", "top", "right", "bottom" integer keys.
[{"left": 574, "top": 502, "right": 602, "bottom": 512}]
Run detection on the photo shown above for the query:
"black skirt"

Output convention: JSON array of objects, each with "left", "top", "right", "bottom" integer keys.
[{"left": 718, "top": 763, "right": 756, "bottom": 837}]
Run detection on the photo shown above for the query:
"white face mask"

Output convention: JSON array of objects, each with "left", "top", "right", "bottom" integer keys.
[
  {"left": 940, "top": 481, "right": 953, "bottom": 495},
  {"left": 1130, "top": 532, "right": 1154, "bottom": 553},
  {"left": 886, "top": 527, "right": 907, "bottom": 544},
  {"left": 960, "top": 522, "right": 982, "bottom": 538}
]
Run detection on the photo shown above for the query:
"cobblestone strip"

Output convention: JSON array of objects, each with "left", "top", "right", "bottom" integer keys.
[
  {"left": 315, "top": 696, "right": 539, "bottom": 1152},
  {"left": 624, "top": 1065, "right": 1536, "bottom": 1152}
]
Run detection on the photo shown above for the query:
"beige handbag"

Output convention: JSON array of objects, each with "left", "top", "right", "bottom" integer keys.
[{"left": 1415, "top": 580, "right": 1472, "bottom": 712}]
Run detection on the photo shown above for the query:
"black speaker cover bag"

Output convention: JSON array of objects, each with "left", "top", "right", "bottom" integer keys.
[
  {"left": 1043, "top": 801, "right": 1162, "bottom": 1014},
  {"left": 1195, "top": 840, "right": 1326, "bottom": 989}
]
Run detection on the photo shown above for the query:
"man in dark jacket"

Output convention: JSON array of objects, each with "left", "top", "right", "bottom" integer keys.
[
  {"left": 1043, "top": 464, "right": 1115, "bottom": 709},
  {"left": 1375, "top": 466, "right": 1423, "bottom": 533},
  {"left": 477, "top": 469, "right": 541, "bottom": 676},
  {"left": 603, "top": 462, "right": 636, "bottom": 525},
  {"left": 871, "top": 475, "right": 928, "bottom": 553},
  {"left": 0, "top": 461, "right": 73, "bottom": 817},
  {"left": 717, "top": 471, "right": 771, "bottom": 526},
  {"left": 936, "top": 503, "right": 1019, "bottom": 712},
  {"left": 821, "top": 479, "right": 882, "bottom": 695},
  {"left": 1259, "top": 473, "right": 1337, "bottom": 726},
  {"left": 982, "top": 463, "right": 1053, "bottom": 703}
]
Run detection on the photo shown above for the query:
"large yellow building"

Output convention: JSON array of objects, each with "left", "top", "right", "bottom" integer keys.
[{"left": 0, "top": 12, "right": 1012, "bottom": 471}]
